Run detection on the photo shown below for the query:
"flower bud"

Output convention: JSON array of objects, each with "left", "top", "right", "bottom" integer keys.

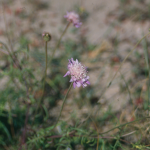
[{"left": 42, "top": 32, "right": 51, "bottom": 42}]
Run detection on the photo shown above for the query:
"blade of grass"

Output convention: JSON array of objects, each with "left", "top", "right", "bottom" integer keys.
[
  {"left": 119, "top": 71, "right": 132, "bottom": 104},
  {"left": 142, "top": 35, "right": 150, "bottom": 115}
]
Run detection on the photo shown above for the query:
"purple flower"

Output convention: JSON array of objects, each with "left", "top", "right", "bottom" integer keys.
[
  {"left": 64, "top": 11, "right": 82, "bottom": 28},
  {"left": 64, "top": 58, "right": 90, "bottom": 88}
]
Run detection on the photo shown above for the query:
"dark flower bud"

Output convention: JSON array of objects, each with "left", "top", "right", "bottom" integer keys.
[{"left": 42, "top": 32, "right": 51, "bottom": 42}]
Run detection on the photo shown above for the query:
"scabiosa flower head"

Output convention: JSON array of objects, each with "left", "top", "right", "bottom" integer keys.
[
  {"left": 64, "top": 11, "right": 82, "bottom": 28},
  {"left": 64, "top": 58, "right": 90, "bottom": 88}
]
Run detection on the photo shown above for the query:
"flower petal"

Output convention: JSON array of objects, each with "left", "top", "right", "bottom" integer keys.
[
  {"left": 76, "top": 81, "right": 81, "bottom": 87},
  {"left": 73, "top": 82, "right": 76, "bottom": 88},
  {"left": 86, "top": 81, "right": 90, "bottom": 85},
  {"left": 63, "top": 71, "right": 70, "bottom": 77}
]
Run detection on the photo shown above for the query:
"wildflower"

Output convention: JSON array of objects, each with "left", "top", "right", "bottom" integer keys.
[
  {"left": 64, "top": 11, "right": 82, "bottom": 28},
  {"left": 64, "top": 58, "right": 90, "bottom": 88},
  {"left": 42, "top": 32, "right": 51, "bottom": 42}
]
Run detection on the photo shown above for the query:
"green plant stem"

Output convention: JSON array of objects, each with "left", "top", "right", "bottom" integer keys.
[
  {"left": 119, "top": 71, "right": 132, "bottom": 103},
  {"left": 53, "top": 82, "right": 73, "bottom": 129},
  {"left": 49, "top": 22, "right": 71, "bottom": 64},
  {"left": 99, "top": 32, "right": 150, "bottom": 101},
  {"left": 142, "top": 37, "right": 150, "bottom": 116},
  {"left": 113, "top": 139, "right": 119, "bottom": 150}
]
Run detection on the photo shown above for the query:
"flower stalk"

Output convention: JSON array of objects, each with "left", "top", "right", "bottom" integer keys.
[
  {"left": 49, "top": 11, "right": 81, "bottom": 63},
  {"left": 49, "top": 22, "right": 71, "bottom": 64},
  {"left": 33, "top": 33, "right": 51, "bottom": 124},
  {"left": 53, "top": 82, "right": 73, "bottom": 129}
]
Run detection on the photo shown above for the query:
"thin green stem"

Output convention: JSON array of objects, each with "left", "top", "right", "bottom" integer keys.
[
  {"left": 119, "top": 71, "right": 132, "bottom": 103},
  {"left": 49, "top": 22, "right": 71, "bottom": 64},
  {"left": 53, "top": 82, "right": 73, "bottom": 129},
  {"left": 99, "top": 32, "right": 150, "bottom": 101},
  {"left": 142, "top": 36, "right": 150, "bottom": 116},
  {"left": 148, "top": 58, "right": 150, "bottom": 116}
]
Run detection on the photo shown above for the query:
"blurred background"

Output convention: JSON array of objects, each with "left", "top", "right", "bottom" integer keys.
[{"left": 0, "top": 0, "right": 150, "bottom": 149}]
